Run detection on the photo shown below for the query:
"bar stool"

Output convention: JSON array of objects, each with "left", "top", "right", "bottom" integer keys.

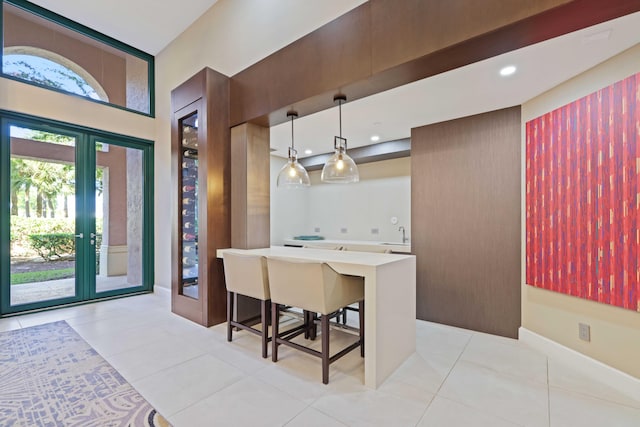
[
  {"left": 267, "top": 257, "right": 364, "bottom": 384},
  {"left": 222, "top": 252, "right": 271, "bottom": 358},
  {"left": 301, "top": 244, "right": 342, "bottom": 333}
]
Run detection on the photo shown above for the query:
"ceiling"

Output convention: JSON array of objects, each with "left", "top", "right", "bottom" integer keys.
[
  {"left": 270, "top": 12, "right": 640, "bottom": 159},
  {"left": 26, "top": 0, "right": 219, "bottom": 54}
]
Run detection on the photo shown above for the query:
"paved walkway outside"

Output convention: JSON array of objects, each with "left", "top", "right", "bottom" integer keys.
[{"left": 11, "top": 275, "right": 133, "bottom": 306}]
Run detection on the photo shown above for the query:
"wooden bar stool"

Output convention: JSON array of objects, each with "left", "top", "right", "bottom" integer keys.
[
  {"left": 222, "top": 252, "right": 271, "bottom": 358},
  {"left": 267, "top": 257, "right": 364, "bottom": 384}
]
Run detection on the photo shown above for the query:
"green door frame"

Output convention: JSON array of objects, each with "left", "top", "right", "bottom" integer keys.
[
  {"left": 0, "top": 115, "right": 86, "bottom": 310},
  {"left": 0, "top": 110, "right": 154, "bottom": 315},
  {"left": 87, "top": 134, "right": 155, "bottom": 300}
]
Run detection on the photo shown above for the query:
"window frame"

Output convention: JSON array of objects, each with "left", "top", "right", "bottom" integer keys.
[{"left": 0, "top": 0, "right": 155, "bottom": 117}]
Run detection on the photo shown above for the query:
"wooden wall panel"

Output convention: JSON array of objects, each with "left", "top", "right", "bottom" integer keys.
[
  {"left": 411, "top": 107, "right": 521, "bottom": 338},
  {"left": 229, "top": 0, "right": 640, "bottom": 128},
  {"left": 203, "top": 68, "right": 231, "bottom": 326},
  {"left": 231, "top": 123, "right": 270, "bottom": 249},
  {"left": 370, "top": 0, "right": 570, "bottom": 74},
  {"left": 230, "top": 3, "right": 371, "bottom": 127},
  {"left": 229, "top": 123, "right": 270, "bottom": 323}
]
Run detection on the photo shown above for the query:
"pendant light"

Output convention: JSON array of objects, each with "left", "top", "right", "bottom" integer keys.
[
  {"left": 277, "top": 111, "right": 310, "bottom": 188},
  {"left": 321, "top": 94, "right": 359, "bottom": 183}
]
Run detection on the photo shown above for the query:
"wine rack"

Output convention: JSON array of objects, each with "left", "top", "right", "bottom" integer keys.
[
  {"left": 171, "top": 67, "right": 230, "bottom": 327},
  {"left": 179, "top": 114, "right": 199, "bottom": 299}
]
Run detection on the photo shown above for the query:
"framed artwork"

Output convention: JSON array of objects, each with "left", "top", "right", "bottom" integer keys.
[{"left": 526, "top": 72, "right": 640, "bottom": 311}]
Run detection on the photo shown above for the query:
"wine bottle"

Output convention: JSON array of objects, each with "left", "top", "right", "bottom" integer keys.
[
  {"left": 183, "top": 267, "right": 198, "bottom": 279},
  {"left": 183, "top": 148, "right": 198, "bottom": 159},
  {"left": 182, "top": 256, "right": 197, "bottom": 266},
  {"left": 183, "top": 139, "right": 198, "bottom": 148}
]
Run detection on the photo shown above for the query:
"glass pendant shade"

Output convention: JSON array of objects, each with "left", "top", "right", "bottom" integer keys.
[
  {"left": 277, "top": 150, "right": 311, "bottom": 188},
  {"left": 321, "top": 138, "right": 359, "bottom": 183},
  {"left": 277, "top": 111, "right": 310, "bottom": 188},
  {"left": 321, "top": 95, "right": 359, "bottom": 184}
]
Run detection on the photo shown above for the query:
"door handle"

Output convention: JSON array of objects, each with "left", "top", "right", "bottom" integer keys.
[{"left": 75, "top": 233, "right": 84, "bottom": 238}]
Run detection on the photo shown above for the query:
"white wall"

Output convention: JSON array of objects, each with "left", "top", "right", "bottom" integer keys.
[
  {"left": 270, "top": 156, "right": 309, "bottom": 245},
  {"left": 271, "top": 156, "right": 411, "bottom": 245},
  {"left": 153, "top": 0, "right": 367, "bottom": 288},
  {"left": 521, "top": 44, "right": 640, "bottom": 378}
]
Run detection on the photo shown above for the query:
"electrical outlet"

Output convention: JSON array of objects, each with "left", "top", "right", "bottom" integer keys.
[
  {"left": 578, "top": 323, "right": 591, "bottom": 342},
  {"left": 371, "top": 228, "right": 379, "bottom": 235},
  {"left": 340, "top": 227, "right": 348, "bottom": 234},
  {"left": 314, "top": 227, "right": 320, "bottom": 233}
]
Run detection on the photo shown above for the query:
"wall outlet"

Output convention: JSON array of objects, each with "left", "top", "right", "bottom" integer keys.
[
  {"left": 340, "top": 227, "right": 348, "bottom": 234},
  {"left": 314, "top": 227, "right": 320, "bottom": 233},
  {"left": 371, "top": 228, "right": 379, "bottom": 235},
  {"left": 578, "top": 323, "right": 591, "bottom": 342}
]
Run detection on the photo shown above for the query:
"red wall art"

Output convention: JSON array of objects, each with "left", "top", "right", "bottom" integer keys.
[{"left": 526, "top": 72, "right": 640, "bottom": 311}]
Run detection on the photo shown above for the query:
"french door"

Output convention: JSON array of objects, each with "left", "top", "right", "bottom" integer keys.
[{"left": 0, "top": 113, "right": 153, "bottom": 314}]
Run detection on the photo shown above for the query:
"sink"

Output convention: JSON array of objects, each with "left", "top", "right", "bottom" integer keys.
[{"left": 380, "top": 242, "right": 409, "bottom": 246}]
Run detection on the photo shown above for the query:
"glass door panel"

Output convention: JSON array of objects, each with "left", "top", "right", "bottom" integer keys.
[
  {"left": 93, "top": 140, "right": 145, "bottom": 295},
  {"left": 8, "top": 125, "right": 80, "bottom": 307},
  {"left": 1, "top": 113, "right": 152, "bottom": 315},
  {"left": 179, "top": 112, "right": 199, "bottom": 300}
]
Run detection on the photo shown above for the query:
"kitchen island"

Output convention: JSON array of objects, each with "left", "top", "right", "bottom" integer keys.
[{"left": 217, "top": 246, "right": 416, "bottom": 388}]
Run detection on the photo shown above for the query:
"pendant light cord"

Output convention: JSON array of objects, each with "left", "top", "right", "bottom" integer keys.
[
  {"left": 291, "top": 113, "right": 295, "bottom": 151},
  {"left": 338, "top": 98, "right": 342, "bottom": 139}
]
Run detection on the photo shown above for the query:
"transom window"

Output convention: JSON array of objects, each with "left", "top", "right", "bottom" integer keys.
[
  {"left": 3, "top": 51, "right": 108, "bottom": 101},
  {"left": 1, "top": 0, "right": 154, "bottom": 116}
]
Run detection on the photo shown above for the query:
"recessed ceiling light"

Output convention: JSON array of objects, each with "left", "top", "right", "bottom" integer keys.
[
  {"left": 499, "top": 65, "right": 517, "bottom": 76},
  {"left": 370, "top": 135, "right": 380, "bottom": 142},
  {"left": 304, "top": 149, "right": 313, "bottom": 155}
]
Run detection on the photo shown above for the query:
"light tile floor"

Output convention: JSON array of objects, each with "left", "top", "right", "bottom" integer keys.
[{"left": 2, "top": 289, "right": 639, "bottom": 427}]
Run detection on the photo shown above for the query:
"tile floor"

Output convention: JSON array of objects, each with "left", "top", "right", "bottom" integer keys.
[{"left": 1, "top": 289, "right": 639, "bottom": 426}]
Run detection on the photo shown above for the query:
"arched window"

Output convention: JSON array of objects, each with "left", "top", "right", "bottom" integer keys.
[{"left": 2, "top": 46, "right": 109, "bottom": 102}]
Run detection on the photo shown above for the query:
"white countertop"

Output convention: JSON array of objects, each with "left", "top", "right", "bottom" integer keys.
[
  {"left": 218, "top": 246, "right": 413, "bottom": 266},
  {"left": 282, "top": 238, "right": 411, "bottom": 253}
]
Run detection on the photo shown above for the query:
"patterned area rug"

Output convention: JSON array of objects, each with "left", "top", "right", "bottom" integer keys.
[{"left": 0, "top": 320, "right": 171, "bottom": 426}]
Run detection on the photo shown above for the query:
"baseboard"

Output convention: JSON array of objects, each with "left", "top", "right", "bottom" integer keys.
[
  {"left": 519, "top": 327, "right": 640, "bottom": 400},
  {"left": 154, "top": 285, "right": 171, "bottom": 295}
]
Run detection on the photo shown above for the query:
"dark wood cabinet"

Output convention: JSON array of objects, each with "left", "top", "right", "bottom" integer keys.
[{"left": 171, "top": 68, "right": 230, "bottom": 327}]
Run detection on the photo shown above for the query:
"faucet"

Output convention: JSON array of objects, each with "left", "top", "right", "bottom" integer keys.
[{"left": 398, "top": 226, "right": 409, "bottom": 244}]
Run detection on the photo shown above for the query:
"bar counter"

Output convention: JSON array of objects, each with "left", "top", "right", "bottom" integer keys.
[{"left": 217, "top": 246, "right": 416, "bottom": 388}]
